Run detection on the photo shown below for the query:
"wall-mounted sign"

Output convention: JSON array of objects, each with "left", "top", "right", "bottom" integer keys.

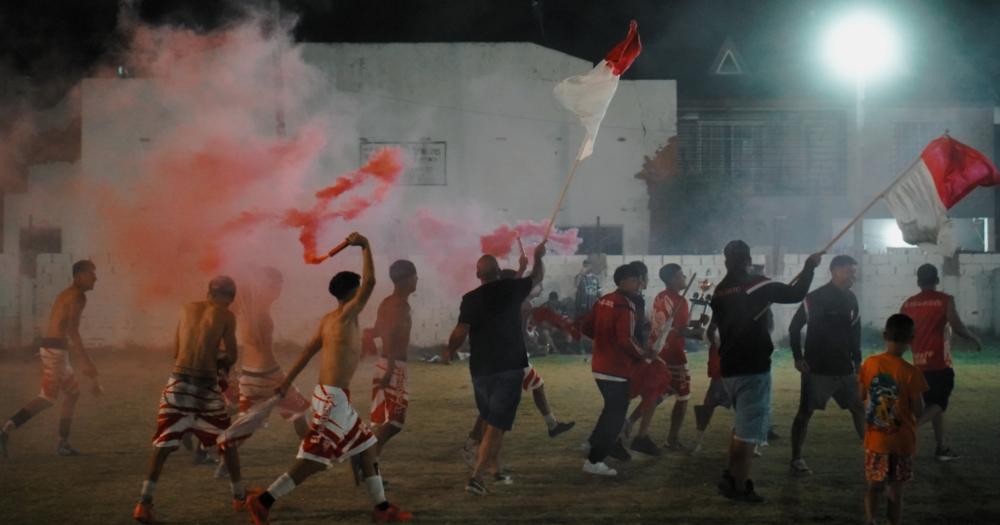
[{"left": 360, "top": 140, "right": 447, "bottom": 186}]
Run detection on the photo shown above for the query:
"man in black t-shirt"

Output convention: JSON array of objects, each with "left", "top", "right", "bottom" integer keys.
[
  {"left": 710, "top": 240, "right": 822, "bottom": 503},
  {"left": 446, "top": 242, "right": 547, "bottom": 496}
]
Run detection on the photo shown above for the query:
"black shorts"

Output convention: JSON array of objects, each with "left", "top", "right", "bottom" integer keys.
[
  {"left": 922, "top": 368, "right": 955, "bottom": 411},
  {"left": 472, "top": 369, "right": 524, "bottom": 431}
]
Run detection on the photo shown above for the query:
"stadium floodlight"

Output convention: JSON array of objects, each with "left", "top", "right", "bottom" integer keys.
[{"left": 821, "top": 9, "right": 900, "bottom": 84}]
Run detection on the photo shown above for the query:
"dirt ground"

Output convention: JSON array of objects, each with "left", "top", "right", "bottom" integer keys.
[{"left": 2, "top": 345, "right": 1000, "bottom": 524}]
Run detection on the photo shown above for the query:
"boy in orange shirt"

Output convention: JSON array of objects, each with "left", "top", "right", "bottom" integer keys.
[{"left": 858, "top": 314, "right": 928, "bottom": 525}]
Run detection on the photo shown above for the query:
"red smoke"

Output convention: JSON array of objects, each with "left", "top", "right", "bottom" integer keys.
[
  {"left": 480, "top": 221, "right": 583, "bottom": 258},
  {"left": 284, "top": 147, "right": 405, "bottom": 264},
  {"left": 99, "top": 128, "right": 326, "bottom": 300}
]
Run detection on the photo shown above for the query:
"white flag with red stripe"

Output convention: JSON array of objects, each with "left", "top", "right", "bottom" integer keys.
[
  {"left": 554, "top": 20, "right": 642, "bottom": 160},
  {"left": 884, "top": 135, "right": 1000, "bottom": 253}
]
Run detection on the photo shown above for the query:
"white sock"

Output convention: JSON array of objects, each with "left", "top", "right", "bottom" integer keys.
[
  {"left": 365, "top": 475, "right": 387, "bottom": 505},
  {"left": 1, "top": 420, "right": 15, "bottom": 434},
  {"left": 230, "top": 480, "right": 245, "bottom": 500},
  {"left": 267, "top": 473, "right": 297, "bottom": 500},
  {"left": 140, "top": 480, "right": 156, "bottom": 503},
  {"left": 543, "top": 414, "right": 557, "bottom": 430}
]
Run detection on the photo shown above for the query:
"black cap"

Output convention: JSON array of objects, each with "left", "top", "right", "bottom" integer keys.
[
  {"left": 916, "top": 264, "right": 939, "bottom": 286},
  {"left": 724, "top": 240, "right": 750, "bottom": 262}
]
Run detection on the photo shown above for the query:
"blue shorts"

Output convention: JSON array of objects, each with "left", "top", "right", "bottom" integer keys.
[
  {"left": 472, "top": 369, "right": 524, "bottom": 432},
  {"left": 721, "top": 372, "right": 772, "bottom": 444}
]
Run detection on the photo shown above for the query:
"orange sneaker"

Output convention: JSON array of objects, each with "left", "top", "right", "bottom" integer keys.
[
  {"left": 372, "top": 503, "right": 414, "bottom": 522},
  {"left": 132, "top": 501, "right": 154, "bottom": 523},
  {"left": 246, "top": 489, "right": 270, "bottom": 525}
]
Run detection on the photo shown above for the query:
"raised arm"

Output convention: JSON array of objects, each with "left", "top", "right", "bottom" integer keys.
[
  {"left": 342, "top": 232, "right": 377, "bottom": 318},
  {"left": 528, "top": 241, "right": 546, "bottom": 288},
  {"left": 946, "top": 296, "right": 982, "bottom": 351},
  {"left": 279, "top": 323, "right": 323, "bottom": 395},
  {"left": 753, "top": 252, "right": 823, "bottom": 305}
]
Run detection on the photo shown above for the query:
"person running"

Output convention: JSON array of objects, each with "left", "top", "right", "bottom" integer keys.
[
  {"left": 711, "top": 240, "right": 822, "bottom": 503},
  {"left": 789, "top": 255, "right": 865, "bottom": 475},
  {"left": 579, "top": 264, "right": 649, "bottom": 476},
  {"left": 1, "top": 260, "right": 100, "bottom": 459},
  {"left": 628, "top": 263, "right": 706, "bottom": 456},
  {"left": 133, "top": 276, "right": 244, "bottom": 523},
  {"left": 900, "top": 263, "right": 982, "bottom": 461},
  {"left": 246, "top": 233, "right": 412, "bottom": 524},
  {"left": 860, "top": 314, "right": 928, "bottom": 525},
  {"left": 446, "top": 243, "right": 547, "bottom": 496},
  {"left": 369, "top": 260, "right": 418, "bottom": 458}
]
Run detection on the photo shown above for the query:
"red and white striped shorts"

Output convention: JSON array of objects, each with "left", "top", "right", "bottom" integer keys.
[
  {"left": 522, "top": 365, "right": 544, "bottom": 392},
  {"left": 152, "top": 374, "right": 231, "bottom": 449},
  {"left": 297, "top": 385, "right": 377, "bottom": 466},
  {"left": 370, "top": 359, "right": 409, "bottom": 428},
  {"left": 39, "top": 348, "right": 80, "bottom": 402}
]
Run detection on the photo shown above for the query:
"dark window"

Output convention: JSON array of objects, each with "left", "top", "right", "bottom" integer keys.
[
  {"left": 565, "top": 224, "right": 623, "bottom": 255},
  {"left": 19, "top": 227, "right": 61, "bottom": 278}
]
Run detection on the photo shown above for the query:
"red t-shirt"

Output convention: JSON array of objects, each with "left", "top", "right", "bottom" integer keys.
[
  {"left": 900, "top": 290, "right": 952, "bottom": 371},
  {"left": 651, "top": 289, "right": 690, "bottom": 366}
]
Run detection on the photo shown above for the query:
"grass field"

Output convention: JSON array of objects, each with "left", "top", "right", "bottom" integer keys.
[{"left": 2, "top": 344, "right": 1000, "bottom": 524}]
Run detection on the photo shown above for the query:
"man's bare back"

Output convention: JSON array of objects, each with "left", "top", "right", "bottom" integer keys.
[
  {"left": 174, "top": 301, "right": 237, "bottom": 379},
  {"left": 375, "top": 295, "right": 412, "bottom": 362},
  {"left": 234, "top": 267, "right": 283, "bottom": 371}
]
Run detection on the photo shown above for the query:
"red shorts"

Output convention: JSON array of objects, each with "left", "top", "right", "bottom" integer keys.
[
  {"left": 298, "top": 385, "right": 377, "bottom": 466},
  {"left": 239, "top": 367, "right": 310, "bottom": 421},
  {"left": 666, "top": 364, "right": 691, "bottom": 401},
  {"left": 152, "top": 375, "right": 231, "bottom": 449},
  {"left": 630, "top": 359, "right": 671, "bottom": 411},
  {"left": 522, "top": 365, "right": 544, "bottom": 392},
  {"left": 865, "top": 450, "right": 914, "bottom": 482},
  {"left": 39, "top": 348, "right": 80, "bottom": 402},
  {"left": 370, "top": 359, "right": 409, "bottom": 428}
]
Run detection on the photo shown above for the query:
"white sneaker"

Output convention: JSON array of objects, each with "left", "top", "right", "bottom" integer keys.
[
  {"left": 790, "top": 458, "right": 812, "bottom": 475},
  {"left": 753, "top": 444, "right": 763, "bottom": 457},
  {"left": 582, "top": 460, "right": 618, "bottom": 476}
]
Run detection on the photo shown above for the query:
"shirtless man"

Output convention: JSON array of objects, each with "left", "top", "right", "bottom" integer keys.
[
  {"left": 133, "top": 276, "right": 243, "bottom": 523},
  {"left": 0, "top": 260, "right": 99, "bottom": 458},
  {"left": 217, "top": 267, "right": 310, "bottom": 456},
  {"left": 370, "top": 260, "right": 418, "bottom": 458},
  {"left": 247, "top": 233, "right": 413, "bottom": 524}
]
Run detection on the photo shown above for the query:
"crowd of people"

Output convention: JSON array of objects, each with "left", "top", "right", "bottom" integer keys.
[{"left": 0, "top": 233, "right": 981, "bottom": 525}]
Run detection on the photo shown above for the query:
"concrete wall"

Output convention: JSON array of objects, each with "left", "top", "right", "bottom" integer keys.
[{"left": 5, "top": 250, "right": 999, "bottom": 350}]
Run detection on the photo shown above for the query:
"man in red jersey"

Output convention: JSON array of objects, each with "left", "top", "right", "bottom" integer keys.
[{"left": 899, "top": 264, "right": 981, "bottom": 461}]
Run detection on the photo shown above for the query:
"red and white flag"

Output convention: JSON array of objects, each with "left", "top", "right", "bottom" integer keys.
[
  {"left": 884, "top": 135, "right": 1000, "bottom": 253},
  {"left": 554, "top": 20, "right": 642, "bottom": 160}
]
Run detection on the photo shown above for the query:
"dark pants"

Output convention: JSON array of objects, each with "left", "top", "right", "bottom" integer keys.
[{"left": 587, "top": 379, "right": 630, "bottom": 463}]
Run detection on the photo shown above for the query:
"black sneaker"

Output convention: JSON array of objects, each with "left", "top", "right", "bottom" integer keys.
[
  {"left": 607, "top": 439, "right": 632, "bottom": 462},
  {"left": 465, "top": 477, "right": 488, "bottom": 496},
  {"left": 935, "top": 447, "right": 961, "bottom": 462},
  {"left": 629, "top": 435, "right": 662, "bottom": 457},
  {"left": 548, "top": 421, "right": 576, "bottom": 438},
  {"left": 734, "top": 479, "right": 765, "bottom": 504},
  {"left": 717, "top": 470, "right": 737, "bottom": 498},
  {"left": 493, "top": 472, "right": 513, "bottom": 485}
]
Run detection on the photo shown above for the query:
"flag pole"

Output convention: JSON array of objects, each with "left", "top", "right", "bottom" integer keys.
[
  {"left": 752, "top": 157, "right": 921, "bottom": 321},
  {"left": 543, "top": 154, "right": 584, "bottom": 241}
]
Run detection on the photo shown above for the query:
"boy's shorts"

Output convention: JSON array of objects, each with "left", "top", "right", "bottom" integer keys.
[{"left": 865, "top": 450, "right": 913, "bottom": 482}]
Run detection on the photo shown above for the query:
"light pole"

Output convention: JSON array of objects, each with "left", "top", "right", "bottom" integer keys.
[{"left": 821, "top": 9, "right": 901, "bottom": 254}]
